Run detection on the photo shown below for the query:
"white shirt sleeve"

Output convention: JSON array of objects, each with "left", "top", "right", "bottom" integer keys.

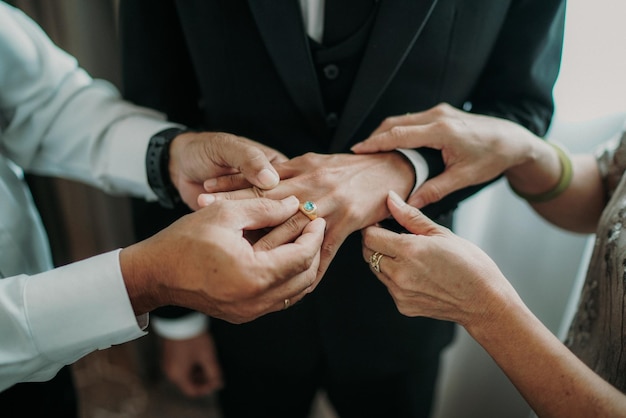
[
  {"left": 150, "top": 312, "right": 209, "bottom": 340},
  {"left": 0, "top": 3, "right": 179, "bottom": 201},
  {"left": 0, "top": 3, "right": 179, "bottom": 390},
  {"left": 0, "top": 250, "right": 147, "bottom": 392}
]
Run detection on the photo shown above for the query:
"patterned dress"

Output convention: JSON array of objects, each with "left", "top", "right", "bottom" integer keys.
[{"left": 565, "top": 126, "right": 626, "bottom": 391}]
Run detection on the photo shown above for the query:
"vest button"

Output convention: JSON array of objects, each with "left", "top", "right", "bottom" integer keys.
[
  {"left": 326, "top": 112, "right": 339, "bottom": 128},
  {"left": 323, "top": 64, "right": 340, "bottom": 80}
]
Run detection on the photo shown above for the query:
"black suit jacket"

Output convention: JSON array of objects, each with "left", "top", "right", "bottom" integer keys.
[{"left": 119, "top": 0, "right": 565, "bottom": 374}]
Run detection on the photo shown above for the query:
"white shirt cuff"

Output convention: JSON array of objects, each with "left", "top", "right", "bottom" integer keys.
[
  {"left": 24, "top": 249, "right": 147, "bottom": 361},
  {"left": 395, "top": 148, "right": 429, "bottom": 196},
  {"left": 150, "top": 312, "right": 209, "bottom": 340}
]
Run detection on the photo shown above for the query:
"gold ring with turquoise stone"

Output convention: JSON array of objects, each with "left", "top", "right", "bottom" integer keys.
[{"left": 299, "top": 200, "right": 318, "bottom": 220}]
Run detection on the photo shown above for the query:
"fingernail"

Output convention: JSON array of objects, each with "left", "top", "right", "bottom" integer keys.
[
  {"left": 282, "top": 195, "right": 299, "bottom": 206},
  {"left": 350, "top": 142, "right": 363, "bottom": 151},
  {"left": 388, "top": 190, "right": 405, "bottom": 207},
  {"left": 198, "top": 194, "right": 215, "bottom": 206},
  {"left": 204, "top": 178, "right": 217, "bottom": 189},
  {"left": 258, "top": 168, "right": 279, "bottom": 188}
]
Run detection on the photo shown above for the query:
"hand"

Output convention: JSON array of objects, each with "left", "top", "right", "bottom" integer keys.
[
  {"left": 361, "top": 191, "right": 516, "bottom": 327},
  {"left": 199, "top": 152, "right": 415, "bottom": 280},
  {"left": 169, "top": 131, "right": 288, "bottom": 209},
  {"left": 160, "top": 332, "right": 222, "bottom": 397},
  {"left": 351, "top": 103, "right": 536, "bottom": 208},
  {"left": 120, "top": 196, "right": 326, "bottom": 323}
]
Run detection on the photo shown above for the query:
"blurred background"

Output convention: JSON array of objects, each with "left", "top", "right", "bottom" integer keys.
[{"left": 6, "top": 1, "right": 626, "bottom": 417}]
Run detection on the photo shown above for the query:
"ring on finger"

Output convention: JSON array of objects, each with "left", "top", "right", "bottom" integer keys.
[
  {"left": 369, "top": 251, "right": 384, "bottom": 273},
  {"left": 299, "top": 200, "right": 318, "bottom": 220}
]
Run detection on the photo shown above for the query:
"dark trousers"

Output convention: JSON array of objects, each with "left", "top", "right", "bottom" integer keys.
[{"left": 0, "top": 366, "right": 78, "bottom": 418}]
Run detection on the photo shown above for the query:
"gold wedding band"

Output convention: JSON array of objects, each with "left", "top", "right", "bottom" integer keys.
[
  {"left": 283, "top": 298, "right": 291, "bottom": 310},
  {"left": 299, "top": 200, "right": 318, "bottom": 220},
  {"left": 369, "top": 251, "right": 384, "bottom": 273}
]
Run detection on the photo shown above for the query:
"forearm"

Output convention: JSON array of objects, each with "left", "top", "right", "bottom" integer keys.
[{"left": 467, "top": 293, "right": 626, "bottom": 417}]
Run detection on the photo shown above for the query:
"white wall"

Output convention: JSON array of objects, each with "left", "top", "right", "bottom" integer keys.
[{"left": 432, "top": 1, "right": 626, "bottom": 417}]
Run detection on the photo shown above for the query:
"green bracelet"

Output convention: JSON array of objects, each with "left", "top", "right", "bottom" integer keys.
[{"left": 511, "top": 142, "right": 573, "bottom": 203}]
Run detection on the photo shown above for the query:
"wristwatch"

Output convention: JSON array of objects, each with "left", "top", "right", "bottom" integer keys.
[{"left": 146, "top": 127, "right": 185, "bottom": 209}]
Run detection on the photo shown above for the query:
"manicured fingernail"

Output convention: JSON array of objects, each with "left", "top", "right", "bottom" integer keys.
[
  {"left": 350, "top": 142, "right": 364, "bottom": 151},
  {"left": 258, "top": 168, "right": 279, "bottom": 188},
  {"left": 198, "top": 194, "right": 215, "bottom": 206},
  {"left": 388, "top": 190, "right": 405, "bottom": 207}
]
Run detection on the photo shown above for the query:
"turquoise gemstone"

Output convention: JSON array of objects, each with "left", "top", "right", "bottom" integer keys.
[{"left": 303, "top": 201, "right": 316, "bottom": 211}]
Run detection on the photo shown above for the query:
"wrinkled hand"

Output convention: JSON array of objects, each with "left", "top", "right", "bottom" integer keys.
[
  {"left": 120, "top": 196, "right": 326, "bottom": 323},
  {"left": 199, "top": 152, "right": 415, "bottom": 280},
  {"left": 361, "top": 191, "right": 515, "bottom": 327},
  {"left": 351, "top": 103, "right": 535, "bottom": 208},
  {"left": 169, "top": 131, "right": 288, "bottom": 210},
  {"left": 160, "top": 332, "right": 222, "bottom": 397}
]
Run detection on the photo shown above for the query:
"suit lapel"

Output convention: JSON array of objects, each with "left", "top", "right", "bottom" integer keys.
[
  {"left": 248, "top": 0, "right": 327, "bottom": 136},
  {"left": 330, "top": 0, "right": 439, "bottom": 152}
]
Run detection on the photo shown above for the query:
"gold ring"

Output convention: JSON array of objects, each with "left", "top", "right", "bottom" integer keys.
[
  {"left": 283, "top": 298, "right": 291, "bottom": 310},
  {"left": 299, "top": 200, "right": 318, "bottom": 220},
  {"left": 369, "top": 251, "right": 384, "bottom": 273}
]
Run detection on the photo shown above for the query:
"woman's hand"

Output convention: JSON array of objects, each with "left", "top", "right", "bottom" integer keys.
[
  {"left": 361, "top": 190, "right": 516, "bottom": 328},
  {"left": 352, "top": 103, "right": 537, "bottom": 208}
]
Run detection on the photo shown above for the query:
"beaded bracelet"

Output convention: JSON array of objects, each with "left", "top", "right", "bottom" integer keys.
[{"left": 511, "top": 141, "right": 573, "bottom": 203}]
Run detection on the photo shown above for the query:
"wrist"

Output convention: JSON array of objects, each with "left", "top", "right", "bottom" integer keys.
[
  {"left": 507, "top": 140, "right": 570, "bottom": 202},
  {"left": 120, "top": 243, "right": 160, "bottom": 315},
  {"left": 146, "top": 127, "right": 188, "bottom": 209},
  {"left": 380, "top": 151, "right": 416, "bottom": 200}
]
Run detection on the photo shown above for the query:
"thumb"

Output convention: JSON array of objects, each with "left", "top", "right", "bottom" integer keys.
[
  {"left": 233, "top": 143, "right": 280, "bottom": 189},
  {"left": 406, "top": 171, "right": 465, "bottom": 209},
  {"left": 387, "top": 191, "right": 441, "bottom": 236}
]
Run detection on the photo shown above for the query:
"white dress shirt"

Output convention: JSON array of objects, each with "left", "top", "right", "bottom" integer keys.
[{"left": 0, "top": 3, "right": 178, "bottom": 391}]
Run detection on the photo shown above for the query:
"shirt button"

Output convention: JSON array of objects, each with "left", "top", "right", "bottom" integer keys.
[
  {"left": 326, "top": 112, "right": 339, "bottom": 128},
  {"left": 323, "top": 64, "right": 340, "bottom": 80}
]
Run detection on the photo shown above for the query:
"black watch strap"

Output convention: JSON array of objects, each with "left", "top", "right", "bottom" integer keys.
[{"left": 146, "top": 127, "right": 185, "bottom": 209}]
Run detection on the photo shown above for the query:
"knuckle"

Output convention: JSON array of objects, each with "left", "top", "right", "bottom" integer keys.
[
  {"left": 251, "top": 186, "right": 267, "bottom": 198},
  {"left": 389, "top": 125, "right": 408, "bottom": 139},
  {"left": 284, "top": 215, "right": 306, "bottom": 234}
]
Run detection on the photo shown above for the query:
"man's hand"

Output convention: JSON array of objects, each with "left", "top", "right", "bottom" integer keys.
[
  {"left": 168, "top": 131, "right": 288, "bottom": 210},
  {"left": 199, "top": 152, "right": 415, "bottom": 280},
  {"left": 120, "top": 196, "right": 326, "bottom": 323},
  {"left": 160, "top": 332, "right": 222, "bottom": 397}
]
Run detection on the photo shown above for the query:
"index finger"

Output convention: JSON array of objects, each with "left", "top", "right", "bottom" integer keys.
[
  {"left": 217, "top": 136, "right": 280, "bottom": 189},
  {"left": 351, "top": 125, "right": 440, "bottom": 154},
  {"left": 216, "top": 196, "right": 301, "bottom": 231},
  {"left": 360, "top": 224, "right": 401, "bottom": 261},
  {"left": 257, "top": 217, "right": 326, "bottom": 291}
]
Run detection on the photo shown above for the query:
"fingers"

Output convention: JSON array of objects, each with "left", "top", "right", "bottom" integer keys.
[
  {"left": 368, "top": 108, "right": 434, "bottom": 137},
  {"left": 387, "top": 191, "right": 444, "bottom": 236},
  {"left": 219, "top": 137, "right": 280, "bottom": 189},
  {"left": 234, "top": 196, "right": 304, "bottom": 231},
  {"left": 203, "top": 172, "right": 251, "bottom": 194},
  {"left": 406, "top": 171, "right": 468, "bottom": 208},
  {"left": 351, "top": 125, "right": 435, "bottom": 153},
  {"left": 255, "top": 218, "right": 326, "bottom": 312},
  {"left": 262, "top": 217, "right": 326, "bottom": 281}
]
